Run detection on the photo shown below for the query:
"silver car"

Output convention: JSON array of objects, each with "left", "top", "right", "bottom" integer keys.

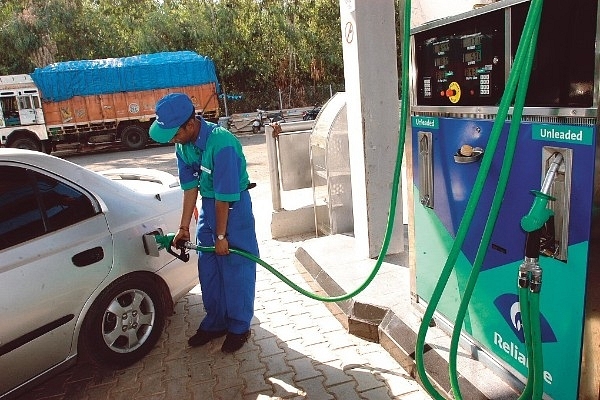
[{"left": 0, "top": 148, "right": 198, "bottom": 398}]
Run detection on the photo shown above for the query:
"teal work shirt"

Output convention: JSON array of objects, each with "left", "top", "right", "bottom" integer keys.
[{"left": 176, "top": 119, "right": 250, "bottom": 202}]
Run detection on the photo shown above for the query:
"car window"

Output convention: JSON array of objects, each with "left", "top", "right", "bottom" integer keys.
[{"left": 0, "top": 166, "right": 97, "bottom": 250}]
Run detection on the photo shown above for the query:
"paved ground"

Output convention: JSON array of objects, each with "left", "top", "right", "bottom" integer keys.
[{"left": 20, "top": 135, "right": 433, "bottom": 400}]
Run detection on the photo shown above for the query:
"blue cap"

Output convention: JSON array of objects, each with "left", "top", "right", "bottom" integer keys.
[{"left": 150, "top": 93, "right": 194, "bottom": 143}]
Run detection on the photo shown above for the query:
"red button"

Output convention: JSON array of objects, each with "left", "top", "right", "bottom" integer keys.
[{"left": 446, "top": 89, "right": 456, "bottom": 97}]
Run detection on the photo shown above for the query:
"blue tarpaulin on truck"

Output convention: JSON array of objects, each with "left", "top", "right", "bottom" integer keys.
[{"left": 30, "top": 51, "right": 220, "bottom": 102}]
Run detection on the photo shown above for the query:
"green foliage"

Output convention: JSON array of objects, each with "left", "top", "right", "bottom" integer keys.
[{"left": 0, "top": 0, "right": 398, "bottom": 110}]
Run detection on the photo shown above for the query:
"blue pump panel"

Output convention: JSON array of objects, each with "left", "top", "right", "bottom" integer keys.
[
  {"left": 412, "top": 116, "right": 596, "bottom": 399},
  {"left": 30, "top": 51, "right": 220, "bottom": 102},
  {"left": 411, "top": 0, "right": 599, "bottom": 398}
]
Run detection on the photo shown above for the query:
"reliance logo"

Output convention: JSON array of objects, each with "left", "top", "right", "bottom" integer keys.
[
  {"left": 493, "top": 293, "right": 557, "bottom": 343},
  {"left": 492, "top": 293, "right": 557, "bottom": 385}
]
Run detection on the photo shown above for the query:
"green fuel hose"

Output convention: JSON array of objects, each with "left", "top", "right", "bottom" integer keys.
[
  {"left": 447, "top": 4, "right": 543, "bottom": 399},
  {"left": 518, "top": 286, "right": 535, "bottom": 399},
  {"left": 154, "top": 1, "right": 545, "bottom": 398},
  {"left": 518, "top": 284, "right": 545, "bottom": 400},
  {"left": 156, "top": 0, "right": 413, "bottom": 304},
  {"left": 529, "top": 290, "right": 544, "bottom": 399},
  {"left": 414, "top": 0, "right": 545, "bottom": 399}
]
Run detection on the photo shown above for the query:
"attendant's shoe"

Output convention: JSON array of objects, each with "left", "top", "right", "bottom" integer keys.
[
  {"left": 221, "top": 331, "right": 250, "bottom": 353},
  {"left": 188, "top": 329, "right": 227, "bottom": 347}
]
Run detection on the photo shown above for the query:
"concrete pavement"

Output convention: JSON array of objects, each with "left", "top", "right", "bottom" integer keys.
[
  {"left": 22, "top": 235, "right": 431, "bottom": 400},
  {"left": 20, "top": 138, "right": 433, "bottom": 400}
]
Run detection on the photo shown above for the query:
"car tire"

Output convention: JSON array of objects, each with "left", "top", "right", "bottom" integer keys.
[{"left": 80, "top": 275, "right": 165, "bottom": 368}]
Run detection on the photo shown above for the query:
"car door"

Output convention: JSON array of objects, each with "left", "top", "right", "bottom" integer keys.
[{"left": 0, "top": 165, "right": 114, "bottom": 395}]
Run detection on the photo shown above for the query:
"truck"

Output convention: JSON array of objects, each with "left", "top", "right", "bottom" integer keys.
[{"left": 0, "top": 51, "right": 220, "bottom": 153}]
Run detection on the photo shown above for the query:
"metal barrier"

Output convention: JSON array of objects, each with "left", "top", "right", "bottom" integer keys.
[{"left": 266, "top": 120, "right": 316, "bottom": 238}]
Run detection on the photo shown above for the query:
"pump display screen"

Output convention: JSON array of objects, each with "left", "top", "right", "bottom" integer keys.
[
  {"left": 414, "top": 9, "right": 505, "bottom": 106},
  {"left": 433, "top": 41, "right": 450, "bottom": 53},
  {"left": 464, "top": 67, "right": 478, "bottom": 78},
  {"left": 463, "top": 51, "right": 481, "bottom": 63},
  {"left": 462, "top": 35, "right": 481, "bottom": 48},
  {"left": 434, "top": 56, "right": 449, "bottom": 67},
  {"left": 413, "top": 0, "right": 596, "bottom": 108}
]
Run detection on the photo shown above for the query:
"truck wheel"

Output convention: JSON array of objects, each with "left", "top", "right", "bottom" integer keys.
[
  {"left": 121, "top": 125, "right": 148, "bottom": 150},
  {"left": 7, "top": 135, "right": 41, "bottom": 152},
  {"left": 41, "top": 140, "right": 53, "bottom": 154}
]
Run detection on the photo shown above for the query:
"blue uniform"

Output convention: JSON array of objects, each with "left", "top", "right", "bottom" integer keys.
[{"left": 176, "top": 118, "right": 259, "bottom": 334}]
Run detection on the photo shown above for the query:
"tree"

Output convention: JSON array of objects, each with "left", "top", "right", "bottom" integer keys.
[{"left": 0, "top": 0, "right": 347, "bottom": 110}]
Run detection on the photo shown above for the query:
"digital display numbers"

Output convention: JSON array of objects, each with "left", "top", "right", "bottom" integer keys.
[
  {"left": 417, "top": 27, "right": 498, "bottom": 106},
  {"left": 463, "top": 51, "right": 481, "bottom": 63},
  {"left": 433, "top": 41, "right": 450, "bottom": 54},
  {"left": 462, "top": 35, "right": 482, "bottom": 48},
  {"left": 426, "top": 33, "right": 489, "bottom": 92},
  {"left": 435, "top": 56, "right": 449, "bottom": 67},
  {"left": 464, "top": 67, "right": 478, "bottom": 78}
]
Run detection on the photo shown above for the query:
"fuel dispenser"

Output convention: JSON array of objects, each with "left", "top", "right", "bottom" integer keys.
[{"left": 408, "top": 0, "right": 599, "bottom": 398}]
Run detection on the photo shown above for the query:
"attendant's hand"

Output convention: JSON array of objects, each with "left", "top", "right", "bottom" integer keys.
[
  {"left": 215, "top": 237, "right": 229, "bottom": 255},
  {"left": 174, "top": 227, "right": 190, "bottom": 247}
]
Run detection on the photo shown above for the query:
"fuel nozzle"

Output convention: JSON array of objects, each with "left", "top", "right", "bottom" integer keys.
[
  {"left": 530, "top": 268, "right": 542, "bottom": 293},
  {"left": 155, "top": 232, "right": 176, "bottom": 250},
  {"left": 152, "top": 232, "right": 190, "bottom": 262},
  {"left": 518, "top": 153, "right": 563, "bottom": 293},
  {"left": 520, "top": 152, "right": 563, "bottom": 233},
  {"left": 520, "top": 191, "right": 555, "bottom": 233}
]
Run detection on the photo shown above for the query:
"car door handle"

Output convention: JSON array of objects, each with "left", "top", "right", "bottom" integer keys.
[{"left": 72, "top": 246, "right": 105, "bottom": 267}]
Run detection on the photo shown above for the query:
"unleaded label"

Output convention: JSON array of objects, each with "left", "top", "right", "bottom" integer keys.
[
  {"left": 412, "top": 116, "right": 439, "bottom": 129},
  {"left": 532, "top": 124, "right": 593, "bottom": 146}
]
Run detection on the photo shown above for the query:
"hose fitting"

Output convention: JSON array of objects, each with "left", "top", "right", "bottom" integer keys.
[
  {"left": 518, "top": 270, "right": 530, "bottom": 289},
  {"left": 530, "top": 268, "right": 543, "bottom": 293},
  {"left": 518, "top": 257, "right": 539, "bottom": 288}
]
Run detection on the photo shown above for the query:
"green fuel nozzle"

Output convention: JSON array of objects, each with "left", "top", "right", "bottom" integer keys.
[
  {"left": 520, "top": 152, "right": 563, "bottom": 233},
  {"left": 520, "top": 190, "right": 555, "bottom": 233},
  {"left": 155, "top": 232, "right": 176, "bottom": 250},
  {"left": 154, "top": 232, "right": 190, "bottom": 262}
]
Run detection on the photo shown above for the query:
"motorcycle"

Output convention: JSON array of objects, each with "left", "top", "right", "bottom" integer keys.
[
  {"left": 302, "top": 104, "right": 321, "bottom": 121},
  {"left": 252, "top": 109, "right": 285, "bottom": 134}
]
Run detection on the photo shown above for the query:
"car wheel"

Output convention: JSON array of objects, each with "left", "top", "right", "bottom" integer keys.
[
  {"left": 121, "top": 125, "right": 148, "bottom": 150},
  {"left": 80, "top": 275, "right": 165, "bottom": 367}
]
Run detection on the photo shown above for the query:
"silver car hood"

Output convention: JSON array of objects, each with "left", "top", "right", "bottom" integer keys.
[{"left": 99, "top": 168, "right": 180, "bottom": 193}]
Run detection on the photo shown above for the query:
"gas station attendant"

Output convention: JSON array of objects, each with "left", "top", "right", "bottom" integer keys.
[{"left": 149, "top": 93, "right": 259, "bottom": 353}]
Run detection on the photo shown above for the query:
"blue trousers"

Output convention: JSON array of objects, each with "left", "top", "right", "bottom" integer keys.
[{"left": 196, "top": 190, "right": 259, "bottom": 334}]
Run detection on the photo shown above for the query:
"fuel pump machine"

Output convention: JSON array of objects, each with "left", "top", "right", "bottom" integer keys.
[{"left": 408, "top": 0, "right": 599, "bottom": 398}]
